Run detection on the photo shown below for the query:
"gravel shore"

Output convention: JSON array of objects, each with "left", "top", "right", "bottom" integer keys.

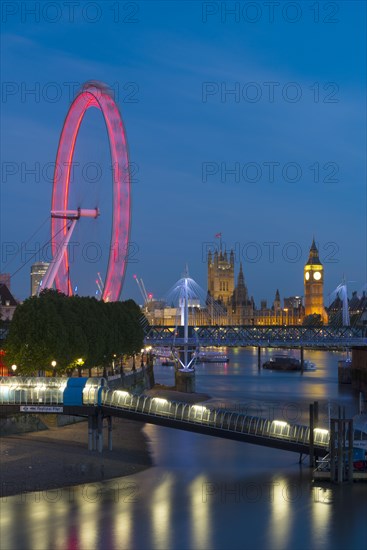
[
  {"left": 0, "top": 418, "right": 152, "bottom": 497},
  {"left": 0, "top": 388, "right": 211, "bottom": 497}
]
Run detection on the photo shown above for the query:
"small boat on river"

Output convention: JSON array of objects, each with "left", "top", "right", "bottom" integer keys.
[
  {"left": 263, "top": 355, "right": 316, "bottom": 371},
  {"left": 196, "top": 350, "right": 229, "bottom": 363}
]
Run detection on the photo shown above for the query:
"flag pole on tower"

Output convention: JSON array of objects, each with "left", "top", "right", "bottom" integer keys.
[{"left": 215, "top": 232, "right": 222, "bottom": 254}]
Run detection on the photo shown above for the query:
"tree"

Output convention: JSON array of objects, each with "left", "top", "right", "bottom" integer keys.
[
  {"left": 4, "top": 290, "right": 144, "bottom": 375},
  {"left": 5, "top": 291, "right": 69, "bottom": 374}
]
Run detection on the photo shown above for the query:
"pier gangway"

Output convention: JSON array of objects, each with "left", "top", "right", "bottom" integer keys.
[{"left": 0, "top": 377, "right": 329, "bottom": 456}]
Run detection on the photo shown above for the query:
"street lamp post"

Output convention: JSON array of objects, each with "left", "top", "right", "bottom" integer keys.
[
  {"left": 77, "top": 358, "right": 84, "bottom": 377},
  {"left": 51, "top": 360, "right": 57, "bottom": 377},
  {"left": 284, "top": 308, "right": 289, "bottom": 326}
]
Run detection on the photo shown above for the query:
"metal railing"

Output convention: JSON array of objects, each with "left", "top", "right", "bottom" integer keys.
[
  {"left": 144, "top": 325, "right": 367, "bottom": 348},
  {"left": 0, "top": 377, "right": 66, "bottom": 405},
  {"left": 101, "top": 389, "right": 330, "bottom": 448},
  {"left": 0, "top": 378, "right": 330, "bottom": 450}
]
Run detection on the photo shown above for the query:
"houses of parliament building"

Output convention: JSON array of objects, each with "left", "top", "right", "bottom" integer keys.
[{"left": 145, "top": 239, "right": 329, "bottom": 326}]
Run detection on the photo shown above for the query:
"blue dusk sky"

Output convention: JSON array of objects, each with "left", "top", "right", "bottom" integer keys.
[{"left": 1, "top": 0, "right": 366, "bottom": 306}]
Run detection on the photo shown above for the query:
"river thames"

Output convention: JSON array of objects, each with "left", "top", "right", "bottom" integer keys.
[{"left": 1, "top": 348, "right": 366, "bottom": 550}]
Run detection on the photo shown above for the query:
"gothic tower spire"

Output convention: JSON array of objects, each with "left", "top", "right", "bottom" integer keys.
[{"left": 304, "top": 237, "right": 328, "bottom": 323}]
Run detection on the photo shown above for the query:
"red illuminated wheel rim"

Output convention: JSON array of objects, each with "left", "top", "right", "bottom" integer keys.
[{"left": 51, "top": 81, "right": 131, "bottom": 301}]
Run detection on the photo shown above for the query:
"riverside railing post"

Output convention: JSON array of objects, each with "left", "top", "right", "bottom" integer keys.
[
  {"left": 257, "top": 347, "right": 261, "bottom": 369},
  {"left": 330, "top": 419, "right": 336, "bottom": 482},
  {"left": 348, "top": 419, "right": 353, "bottom": 483},
  {"left": 342, "top": 408, "right": 347, "bottom": 482},
  {"left": 107, "top": 416, "right": 113, "bottom": 451},
  {"left": 300, "top": 347, "right": 304, "bottom": 374},
  {"left": 313, "top": 401, "right": 319, "bottom": 462},
  {"left": 314, "top": 401, "right": 319, "bottom": 427},
  {"left": 309, "top": 403, "right": 314, "bottom": 467}
]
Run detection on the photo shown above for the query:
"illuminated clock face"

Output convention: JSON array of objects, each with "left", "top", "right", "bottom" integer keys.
[
  {"left": 305, "top": 272, "right": 310, "bottom": 281},
  {"left": 313, "top": 271, "right": 321, "bottom": 280}
]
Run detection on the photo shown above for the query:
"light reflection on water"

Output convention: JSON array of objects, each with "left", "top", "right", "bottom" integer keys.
[
  {"left": 1, "top": 348, "right": 366, "bottom": 550},
  {"left": 2, "top": 467, "right": 367, "bottom": 550},
  {"left": 270, "top": 477, "right": 292, "bottom": 550},
  {"left": 151, "top": 473, "right": 173, "bottom": 549},
  {"left": 189, "top": 475, "right": 212, "bottom": 550}
]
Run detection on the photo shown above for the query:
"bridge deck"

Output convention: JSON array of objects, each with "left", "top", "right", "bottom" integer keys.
[
  {"left": 0, "top": 379, "right": 329, "bottom": 456},
  {"left": 144, "top": 325, "right": 367, "bottom": 348}
]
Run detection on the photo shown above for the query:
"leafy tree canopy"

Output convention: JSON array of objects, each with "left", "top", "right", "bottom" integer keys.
[{"left": 4, "top": 290, "right": 145, "bottom": 375}]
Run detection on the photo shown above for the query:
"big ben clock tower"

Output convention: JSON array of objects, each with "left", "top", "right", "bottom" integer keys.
[{"left": 304, "top": 238, "right": 328, "bottom": 323}]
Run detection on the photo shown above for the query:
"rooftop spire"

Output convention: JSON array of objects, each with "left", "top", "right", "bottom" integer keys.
[{"left": 306, "top": 237, "right": 321, "bottom": 265}]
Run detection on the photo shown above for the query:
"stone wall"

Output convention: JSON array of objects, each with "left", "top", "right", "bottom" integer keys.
[
  {"left": 108, "top": 365, "right": 155, "bottom": 393},
  {"left": 0, "top": 414, "right": 48, "bottom": 435}
]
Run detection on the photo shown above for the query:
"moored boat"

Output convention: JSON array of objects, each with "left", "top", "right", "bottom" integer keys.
[
  {"left": 196, "top": 349, "right": 229, "bottom": 363},
  {"left": 263, "top": 355, "right": 301, "bottom": 371},
  {"left": 304, "top": 360, "right": 317, "bottom": 371},
  {"left": 263, "top": 355, "right": 316, "bottom": 371}
]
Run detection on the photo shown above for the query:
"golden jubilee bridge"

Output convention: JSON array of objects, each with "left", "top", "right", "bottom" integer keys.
[
  {"left": 144, "top": 325, "right": 367, "bottom": 349},
  {"left": 143, "top": 277, "right": 367, "bottom": 353}
]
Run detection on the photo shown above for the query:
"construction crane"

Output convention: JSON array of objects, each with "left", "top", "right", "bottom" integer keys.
[
  {"left": 133, "top": 274, "right": 153, "bottom": 304},
  {"left": 95, "top": 272, "right": 104, "bottom": 300}
]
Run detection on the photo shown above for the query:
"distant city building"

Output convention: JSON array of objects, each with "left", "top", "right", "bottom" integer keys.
[
  {"left": 349, "top": 291, "right": 367, "bottom": 326},
  {"left": 328, "top": 290, "right": 367, "bottom": 327},
  {"left": 349, "top": 291, "right": 367, "bottom": 327},
  {"left": 145, "top": 238, "right": 341, "bottom": 327},
  {"left": 145, "top": 246, "right": 308, "bottom": 326},
  {"left": 207, "top": 249, "right": 235, "bottom": 305},
  {"left": 0, "top": 284, "right": 18, "bottom": 321},
  {"left": 253, "top": 291, "right": 304, "bottom": 326},
  {"left": 304, "top": 238, "right": 328, "bottom": 323},
  {"left": 0, "top": 273, "right": 11, "bottom": 290},
  {"left": 230, "top": 263, "right": 254, "bottom": 324},
  {"left": 31, "top": 262, "right": 50, "bottom": 296},
  {"left": 284, "top": 296, "right": 303, "bottom": 309}
]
